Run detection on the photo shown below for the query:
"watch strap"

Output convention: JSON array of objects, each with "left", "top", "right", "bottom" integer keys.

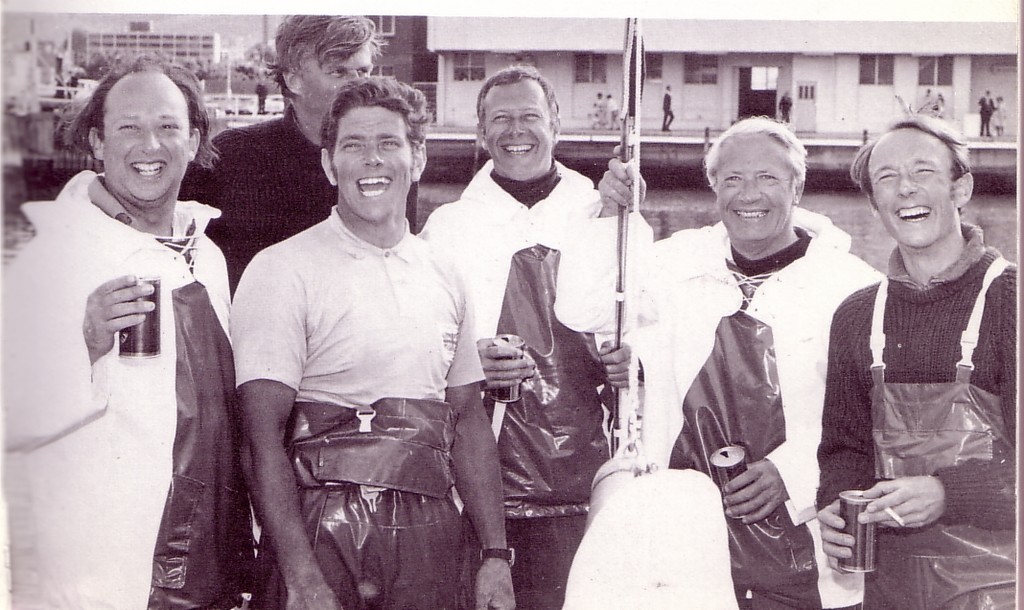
[{"left": 480, "top": 547, "right": 515, "bottom": 566}]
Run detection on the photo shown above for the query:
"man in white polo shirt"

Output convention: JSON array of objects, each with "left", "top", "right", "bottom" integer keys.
[{"left": 231, "top": 77, "right": 513, "bottom": 610}]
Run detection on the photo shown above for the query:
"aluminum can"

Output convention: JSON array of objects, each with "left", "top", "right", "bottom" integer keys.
[
  {"left": 487, "top": 334, "right": 525, "bottom": 403},
  {"left": 709, "top": 445, "right": 747, "bottom": 490},
  {"left": 838, "top": 489, "right": 877, "bottom": 572},
  {"left": 119, "top": 277, "right": 160, "bottom": 358}
]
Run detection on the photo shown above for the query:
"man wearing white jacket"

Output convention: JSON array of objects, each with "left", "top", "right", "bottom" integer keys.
[
  {"left": 555, "top": 117, "right": 880, "bottom": 609},
  {"left": 420, "top": 66, "right": 611, "bottom": 610},
  {"left": 4, "top": 58, "right": 253, "bottom": 609}
]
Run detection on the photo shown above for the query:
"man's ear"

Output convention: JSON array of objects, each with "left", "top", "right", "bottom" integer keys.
[
  {"left": 320, "top": 148, "right": 337, "bottom": 186},
  {"left": 411, "top": 143, "right": 427, "bottom": 182},
  {"left": 951, "top": 172, "right": 974, "bottom": 212},
  {"left": 476, "top": 122, "right": 486, "bottom": 152},
  {"left": 188, "top": 128, "right": 200, "bottom": 162},
  {"left": 88, "top": 127, "right": 104, "bottom": 161},
  {"left": 283, "top": 70, "right": 304, "bottom": 98},
  {"left": 792, "top": 180, "right": 805, "bottom": 206}
]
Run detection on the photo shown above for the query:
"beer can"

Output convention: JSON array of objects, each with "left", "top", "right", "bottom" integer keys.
[
  {"left": 838, "top": 490, "right": 877, "bottom": 572},
  {"left": 487, "top": 334, "right": 525, "bottom": 403},
  {"left": 709, "top": 445, "right": 747, "bottom": 490},
  {"left": 119, "top": 277, "right": 160, "bottom": 358}
]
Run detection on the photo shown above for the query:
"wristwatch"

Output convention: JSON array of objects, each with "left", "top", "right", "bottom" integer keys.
[{"left": 480, "top": 547, "right": 515, "bottom": 566}]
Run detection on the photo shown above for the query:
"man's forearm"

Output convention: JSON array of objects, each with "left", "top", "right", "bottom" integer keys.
[
  {"left": 239, "top": 380, "right": 327, "bottom": 588},
  {"left": 448, "top": 383, "right": 508, "bottom": 548}
]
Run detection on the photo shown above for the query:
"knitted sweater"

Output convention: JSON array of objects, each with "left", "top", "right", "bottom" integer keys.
[
  {"left": 817, "top": 247, "right": 1017, "bottom": 530},
  {"left": 180, "top": 108, "right": 336, "bottom": 292}
]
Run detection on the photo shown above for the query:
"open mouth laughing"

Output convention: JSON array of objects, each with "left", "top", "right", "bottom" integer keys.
[
  {"left": 896, "top": 206, "right": 931, "bottom": 222},
  {"left": 357, "top": 176, "right": 392, "bottom": 197},
  {"left": 132, "top": 162, "right": 164, "bottom": 177},
  {"left": 502, "top": 144, "right": 534, "bottom": 155},
  {"left": 733, "top": 209, "right": 769, "bottom": 219}
]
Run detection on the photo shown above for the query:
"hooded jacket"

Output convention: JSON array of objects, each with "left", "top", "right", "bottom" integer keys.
[{"left": 4, "top": 171, "right": 238, "bottom": 609}]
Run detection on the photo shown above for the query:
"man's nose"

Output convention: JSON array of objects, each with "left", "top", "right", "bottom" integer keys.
[
  {"left": 896, "top": 172, "right": 919, "bottom": 196},
  {"left": 739, "top": 180, "right": 760, "bottom": 202},
  {"left": 140, "top": 129, "right": 161, "bottom": 151},
  {"left": 364, "top": 148, "right": 383, "bottom": 166}
]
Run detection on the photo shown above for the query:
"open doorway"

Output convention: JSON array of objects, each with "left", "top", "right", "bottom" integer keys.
[{"left": 737, "top": 66, "right": 779, "bottom": 119}]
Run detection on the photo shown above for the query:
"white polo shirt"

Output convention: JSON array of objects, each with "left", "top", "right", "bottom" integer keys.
[{"left": 232, "top": 208, "right": 483, "bottom": 407}]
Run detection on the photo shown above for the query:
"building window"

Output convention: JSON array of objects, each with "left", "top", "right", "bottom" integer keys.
[
  {"left": 453, "top": 52, "right": 485, "bottom": 82},
  {"left": 684, "top": 54, "right": 717, "bottom": 84},
  {"left": 798, "top": 83, "right": 815, "bottom": 100},
  {"left": 750, "top": 66, "right": 778, "bottom": 90},
  {"left": 918, "top": 56, "right": 953, "bottom": 86},
  {"left": 368, "top": 16, "right": 396, "bottom": 36},
  {"left": 574, "top": 54, "right": 607, "bottom": 84},
  {"left": 859, "top": 54, "right": 894, "bottom": 85},
  {"left": 645, "top": 53, "right": 663, "bottom": 81}
]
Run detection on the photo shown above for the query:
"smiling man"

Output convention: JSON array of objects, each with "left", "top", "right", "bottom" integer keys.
[
  {"left": 555, "top": 116, "right": 880, "bottom": 609},
  {"left": 816, "top": 115, "right": 1017, "bottom": 609},
  {"left": 4, "top": 56, "right": 253, "bottom": 609},
  {"left": 420, "top": 65, "right": 613, "bottom": 610},
  {"left": 230, "top": 77, "right": 513, "bottom": 610}
]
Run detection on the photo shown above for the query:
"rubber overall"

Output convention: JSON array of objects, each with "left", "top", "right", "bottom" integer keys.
[
  {"left": 865, "top": 258, "right": 1016, "bottom": 610},
  {"left": 670, "top": 310, "right": 820, "bottom": 609},
  {"left": 257, "top": 397, "right": 462, "bottom": 609},
  {"left": 149, "top": 281, "right": 255, "bottom": 608}
]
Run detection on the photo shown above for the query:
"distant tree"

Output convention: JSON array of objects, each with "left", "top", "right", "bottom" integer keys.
[{"left": 234, "top": 43, "right": 274, "bottom": 81}]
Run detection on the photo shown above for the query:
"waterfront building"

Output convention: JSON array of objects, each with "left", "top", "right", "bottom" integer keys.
[
  {"left": 83, "top": 22, "right": 221, "bottom": 66},
  {"left": 426, "top": 17, "right": 1017, "bottom": 137}
]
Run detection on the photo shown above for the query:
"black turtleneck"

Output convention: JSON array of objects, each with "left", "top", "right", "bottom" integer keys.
[
  {"left": 490, "top": 162, "right": 561, "bottom": 208},
  {"left": 731, "top": 227, "right": 811, "bottom": 276}
]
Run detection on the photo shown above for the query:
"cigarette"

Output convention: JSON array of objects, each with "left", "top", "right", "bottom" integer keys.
[{"left": 884, "top": 506, "right": 906, "bottom": 526}]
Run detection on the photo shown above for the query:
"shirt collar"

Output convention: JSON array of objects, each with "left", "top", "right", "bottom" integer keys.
[
  {"left": 328, "top": 206, "right": 415, "bottom": 262},
  {"left": 888, "top": 223, "right": 987, "bottom": 289}
]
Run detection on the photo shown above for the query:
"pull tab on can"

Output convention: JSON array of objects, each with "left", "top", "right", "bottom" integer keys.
[{"left": 356, "top": 408, "right": 376, "bottom": 433}]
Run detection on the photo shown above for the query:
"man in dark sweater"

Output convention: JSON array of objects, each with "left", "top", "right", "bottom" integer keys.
[
  {"left": 817, "top": 115, "right": 1016, "bottom": 610},
  {"left": 181, "top": 16, "right": 395, "bottom": 292}
]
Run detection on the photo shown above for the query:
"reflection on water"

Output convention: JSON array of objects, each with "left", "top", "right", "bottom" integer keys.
[{"left": 417, "top": 184, "right": 1018, "bottom": 273}]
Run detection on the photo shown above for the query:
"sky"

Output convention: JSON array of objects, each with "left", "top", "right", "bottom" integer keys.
[{"left": 4, "top": 0, "right": 1019, "bottom": 22}]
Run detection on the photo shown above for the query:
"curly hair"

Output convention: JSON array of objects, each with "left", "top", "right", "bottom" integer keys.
[
  {"left": 60, "top": 55, "right": 216, "bottom": 168},
  {"left": 320, "top": 77, "right": 430, "bottom": 153}
]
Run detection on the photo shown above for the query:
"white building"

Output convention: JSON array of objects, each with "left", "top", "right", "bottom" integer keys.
[
  {"left": 427, "top": 17, "right": 1017, "bottom": 137},
  {"left": 84, "top": 24, "right": 221, "bottom": 66}
]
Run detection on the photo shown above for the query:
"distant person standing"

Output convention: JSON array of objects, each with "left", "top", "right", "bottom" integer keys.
[
  {"left": 606, "top": 94, "right": 620, "bottom": 127},
  {"left": 255, "top": 80, "right": 269, "bottom": 115},
  {"left": 778, "top": 91, "right": 793, "bottom": 123},
  {"left": 978, "top": 90, "right": 994, "bottom": 137},
  {"left": 662, "top": 86, "right": 675, "bottom": 131},
  {"left": 993, "top": 96, "right": 1006, "bottom": 137},
  {"left": 591, "top": 92, "right": 605, "bottom": 129},
  {"left": 180, "top": 16, "right": 417, "bottom": 292}
]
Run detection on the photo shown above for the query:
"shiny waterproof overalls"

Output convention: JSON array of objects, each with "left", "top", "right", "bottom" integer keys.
[
  {"left": 866, "top": 258, "right": 1016, "bottom": 610},
  {"left": 670, "top": 310, "right": 820, "bottom": 609},
  {"left": 482, "top": 244, "right": 609, "bottom": 610},
  {"left": 149, "top": 281, "right": 255, "bottom": 609},
  {"left": 257, "top": 397, "right": 462, "bottom": 610}
]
